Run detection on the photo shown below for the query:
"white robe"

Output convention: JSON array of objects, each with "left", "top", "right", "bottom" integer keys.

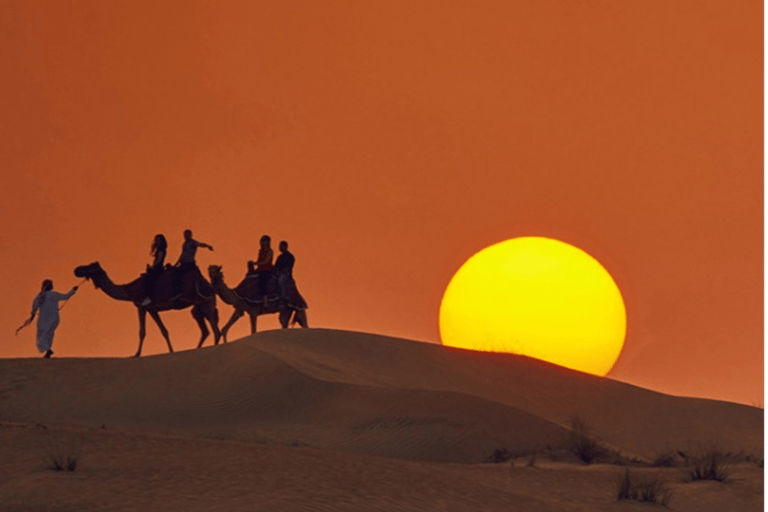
[{"left": 31, "top": 289, "right": 75, "bottom": 353}]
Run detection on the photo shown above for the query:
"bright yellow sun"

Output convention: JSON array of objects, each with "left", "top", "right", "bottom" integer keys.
[{"left": 439, "top": 237, "right": 626, "bottom": 376}]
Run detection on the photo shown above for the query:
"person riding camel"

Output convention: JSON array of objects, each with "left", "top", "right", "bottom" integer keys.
[
  {"left": 141, "top": 234, "right": 167, "bottom": 306},
  {"left": 250, "top": 235, "right": 273, "bottom": 305},
  {"left": 274, "top": 240, "right": 295, "bottom": 306},
  {"left": 173, "top": 229, "right": 213, "bottom": 295}
]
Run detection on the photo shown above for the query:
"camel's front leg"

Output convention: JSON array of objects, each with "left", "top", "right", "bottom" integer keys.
[
  {"left": 249, "top": 312, "right": 257, "bottom": 335},
  {"left": 192, "top": 305, "right": 210, "bottom": 348},
  {"left": 135, "top": 308, "right": 147, "bottom": 357},
  {"left": 221, "top": 309, "right": 244, "bottom": 343},
  {"left": 148, "top": 310, "right": 174, "bottom": 353}
]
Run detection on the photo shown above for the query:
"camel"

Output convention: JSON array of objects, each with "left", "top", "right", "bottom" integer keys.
[
  {"left": 208, "top": 265, "right": 309, "bottom": 342},
  {"left": 73, "top": 262, "right": 221, "bottom": 357}
]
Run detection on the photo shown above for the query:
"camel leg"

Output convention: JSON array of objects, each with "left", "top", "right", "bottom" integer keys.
[
  {"left": 209, "top": 303, "right": 222, "bottom": 345},
  {"left": 221, "top": 309, "right": 245, "bottom": 343},
  {"left": 195, "top": 301, "right": 221, "bottom": 347},
  {"left": 192, "top": 305, "right": 210, "bottom": 348},
  {"left": 294, "top": 310, "right": 308, "bottom": 328},
  {"left": 279, "top": 308, "right": 291, "bottom": 329},
  {"left": 135, "top": 308, "right": 147, "bottom": 358},
  {"left": 250, "top": 312, "right": 257, "bottom": 335},
  {"left": 148, "top": 310, "right": 174, "bottom": 353}
]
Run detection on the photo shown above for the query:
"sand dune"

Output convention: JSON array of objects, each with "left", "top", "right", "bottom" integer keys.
[
  {"left": 0, "top": 328, "right": 762, "bottom": 511},
  {"left": 0, "top": 334, "right": 570, "bottom": 463},
  {"left": 253, "top": 329, "right": 763, "bottom": 459}
]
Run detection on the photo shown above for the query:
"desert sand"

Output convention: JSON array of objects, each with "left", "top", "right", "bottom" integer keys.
[{"left": 0, "top": 328, "right": 762, "bottom": 511}]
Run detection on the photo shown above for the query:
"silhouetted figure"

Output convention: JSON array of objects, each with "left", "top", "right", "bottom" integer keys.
[
  {"left": 18, "top": 279, "right": 78, "bottom": 358},
  {"left": 254, "top": 234, "right": 274, "bottom": 271},
  {"left": 173, "top": 229, "right": 214, "bottom": 295},
  {"left": 141, "top": 234, "right": 167, "bottom": 306},
  {"left": 250, "top": 235, "right": 273, "bottom": 304},
  {"left": 274, "top": 240, "right": 295, "bottom": 305}
]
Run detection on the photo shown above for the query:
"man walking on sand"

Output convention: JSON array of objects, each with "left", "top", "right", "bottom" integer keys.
[{"left": 17, "top": 279, "right": 78, "bottom": 358}]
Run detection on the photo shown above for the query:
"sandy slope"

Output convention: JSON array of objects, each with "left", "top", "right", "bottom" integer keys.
[
  {"left": 0, "top": 328, "right": 762, "bottom": 511},
  {"left": 253, "top": 329, "right": 763, "bottom": 459}
]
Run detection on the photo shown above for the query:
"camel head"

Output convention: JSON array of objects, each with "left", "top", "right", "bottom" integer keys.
[
  {"left": 74, "top": 262, "right": 105, "bottom": 288},
  {"left": 208, "top": 265, "right": 224, "bottom": 282}
]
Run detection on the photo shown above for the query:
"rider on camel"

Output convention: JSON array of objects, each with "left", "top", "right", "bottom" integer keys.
[
  {"left": 250, "top": 235, "right": 273, "bottom": 305},
  {"left": 274, "top": 240, "right": 295, "bottom": 306},
  {"left": 173, "top": 229, "right": 214, "bottom": 296},
  {"left": 141, "top": 234, "right": 167, "bottom": 306}
]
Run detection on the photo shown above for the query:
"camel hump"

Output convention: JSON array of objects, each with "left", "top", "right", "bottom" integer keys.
[
  {"left": 145, "top": 264, "right": 213, "bottom": 302},
  {"left": 234, "top": 277, "right": 259, "bottom": 299}
]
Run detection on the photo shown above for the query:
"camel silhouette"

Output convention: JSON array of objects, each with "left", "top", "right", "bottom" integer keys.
[
  {"left": 208, "top": 264, "right": 308, "bottom": 342},
  {"left": 74, "top": 262, "right": 221, "bottom": 356}
]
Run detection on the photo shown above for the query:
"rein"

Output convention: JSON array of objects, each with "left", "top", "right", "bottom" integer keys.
[{"left": 58, "top": 278, "right": 88, "bottom": 311}]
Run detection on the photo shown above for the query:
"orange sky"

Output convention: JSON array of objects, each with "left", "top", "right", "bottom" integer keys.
[{"left": 0, "top": 1, "right": 762, "bottom": 405}]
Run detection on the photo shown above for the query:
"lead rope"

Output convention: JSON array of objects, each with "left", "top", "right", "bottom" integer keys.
[{"left": 58, "top": 278, "right": 88, "bottom": 312}]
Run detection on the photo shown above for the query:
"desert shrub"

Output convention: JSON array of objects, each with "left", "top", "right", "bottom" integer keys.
[
  {"left": 685, "top": 450, "right": 731, "bottom": 482},
  {"left": 485, "top": 448, "right": 514, "bottom": 463},
  {"left": 43, "top": 432, "right": 82, "bottom": 472},
  {"left": 564, "top": 415, "right": 606, "bottom": 464},
  {"left": 616, "top": 468, "right": 672, "bottom": 507},
  {"left": 652, "top": 450, "right": 679, "bottom": 468}
]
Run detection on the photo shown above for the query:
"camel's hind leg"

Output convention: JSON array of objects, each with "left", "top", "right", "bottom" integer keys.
[
  {"left": 148, "top": 310, "right": 174, "bottom": 353},
  {"left": 194, "top": 300, "right": 221, "bottom": 347},
  {"left": 135, "top": 308, "right": 147, "bottom": 357},
  {"left": 192, "top": 305, "right": 210, "bottom": 348},
  {"left": 278, "top": 308, "right": 292, "bottom": 329},
  {"left": 249, "top": 312, "right": 258, "bottom": 335},
  {"left": 292, "top": 309, "right": 308, "bottom": 328},
  {"left": 221, "top": 309, "right": 245, "bottom": 343}
]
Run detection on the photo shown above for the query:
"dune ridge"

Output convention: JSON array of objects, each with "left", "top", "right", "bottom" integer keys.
[
  {"left": 0, "top": 328, "right": 762, "bottom": 512},
  {"left": 254, "top": 329, "right": 763, "bottom": 459},
  {"left": 0, "top": 328, "right": 761, "bottom": 463}
]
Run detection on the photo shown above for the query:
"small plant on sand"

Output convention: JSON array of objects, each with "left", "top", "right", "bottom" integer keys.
[
  {"left": 564, "top": 415, "right": 605, "bottom": 464},
  {"left": 616, "top": 468, "right": 672, "bottom": 507},
  {"left": 685, "top": 449, "right": 731, "bottom": 482},
  {"left": 485, "top": 448, "right": 514, "bottom": 463},
  {"left": 652, "top": 450, "right": 679, "bottom": 468},
  {"left": 43, "top": 431, "right": 82, "bottom": 472}
]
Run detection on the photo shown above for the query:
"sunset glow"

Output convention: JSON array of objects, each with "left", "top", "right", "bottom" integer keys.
[
  {"left": 439, "top": 237, "right": 626, "bottom": 376},
  {"left": 0, "top": 0, "right": 760, "bottom": 405}
]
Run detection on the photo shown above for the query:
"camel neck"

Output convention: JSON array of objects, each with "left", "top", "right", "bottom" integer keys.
[{"left": 94, "top": 270, "right": 138, "bottom": 302}]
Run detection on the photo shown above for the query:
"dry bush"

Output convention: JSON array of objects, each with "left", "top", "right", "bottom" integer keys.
[
  {"left": 488, "top": 416, "right": 638, "bottom": 467},
  {"left": 616, "top": 468, "right": 672, "bottom": 507},
  {"left": 652, "top": 450, "right": 680, "bottom": 468},
  {"left": 485, "top": 448, "right": 515, "bottom": 463},
  {"left": 685, "top": 449, "right": 732, "bottom": 482},
  {"left": 43, "top": 431, "right": 83, "bottom": 472},
  {"left": 564, "top": 415, "right": 606, "bottom": 464}
]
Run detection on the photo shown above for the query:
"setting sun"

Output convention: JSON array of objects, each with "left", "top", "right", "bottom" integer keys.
[{"left": 439, "top": 237, "right": 626, "bottom": 376}]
